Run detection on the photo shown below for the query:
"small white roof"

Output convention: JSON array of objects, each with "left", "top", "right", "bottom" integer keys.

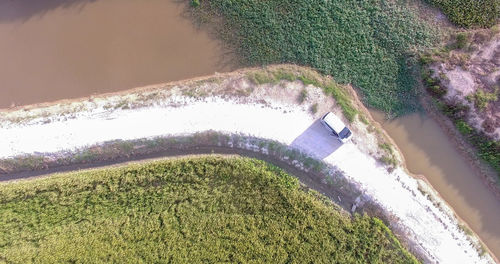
[{"left": 323, "top": 112, "right": 346, "bottom": 132}]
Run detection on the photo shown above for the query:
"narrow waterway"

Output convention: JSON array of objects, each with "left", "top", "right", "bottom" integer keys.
[
  {"left": 1, "top": 0, "right": 500, "bottom": 260},
  {"left": 371, "top": 110, "right": 500, "bottom": 259},
  {"left": 0, "top": 0, "right": 234, "bottom": 108}
]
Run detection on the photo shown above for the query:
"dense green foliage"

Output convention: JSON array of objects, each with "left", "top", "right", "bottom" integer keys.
[
  {"left": 194, "top": 0, "right": 437, "bottom": 115},
  {"left": 455, "top": 120, "right": 500, "bottom": 175},
  {"left": 467, "top": 90, "right": 498, "bottom": 111},
  {"left": 0, "top": 157, "right": 417, "bottom": 263},
  {"left": 454, "top": 121, "right": 500, "bottom": 175},
  {"left": 426, "top": 0, "right": 499, "bottom": 28}
]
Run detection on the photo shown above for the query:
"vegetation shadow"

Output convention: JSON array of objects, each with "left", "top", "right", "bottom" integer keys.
[
  {"left": 174, "top": 0, "right": 240, "bottom": 70},
  {"left": 0, "top": 0, "right": 97, "bottom": 23},
  {"left": 290, "top": 120, "right": 343, "bottom": 160}
]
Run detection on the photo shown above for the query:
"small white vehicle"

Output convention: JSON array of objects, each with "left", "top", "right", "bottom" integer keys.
[{"left": 320, "top": 112, "right": 353, "bottom": 143}]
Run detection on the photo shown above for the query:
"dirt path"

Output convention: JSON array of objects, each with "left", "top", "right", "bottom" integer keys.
[{"left": 0, "top": 66, "right": 495, "bottom": 263}]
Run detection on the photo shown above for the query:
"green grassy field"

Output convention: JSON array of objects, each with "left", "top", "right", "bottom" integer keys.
[
  {"left": 426, "top": 0, "right": 499, "bottom": 28},
  {"left": 0, "top": 156, "right": 417, "bottom": 263},
  {"left": 192, "top": 0, "right": 438, "bottom": 116}
]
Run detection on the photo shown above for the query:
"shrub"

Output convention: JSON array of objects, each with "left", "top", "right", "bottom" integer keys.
[
  {"left": 441, "top": 102, "right": 469, "bottom": 118},
  {"left": 451, "top": 115, "right": 500, "bottom": 176},
  {"left": 455, "top": 32, "right": 469, "bottom": 49},
  {"left": 379, "top": 143, "right": 394, "bottom": 154},
  {"left": 426, "top": 0, "right": 499, "bottom": 28},
  {"left": 248, "top": 72, "right": 276, "bottom": 85},
  {"left": 469, "top": 89, "right": 498, "bottom": 110},
  {"left": 428, "top": 84, "right": 447, "bottom": 97},
  {"left": 191, "top": 0, "right": 200, "bottom": 8},
  {"left": 456, "top": 120, "right": 473, "bottom": 135},
  {"left": 380, "top": 155, "right": 398, "bottom": 167},
  {"left": 419, "top": 54, "right": 435, "bottom": 65},
  {"left": 272, "top": 69, "right": 297, "bottom": 82},
  {"left": 425, "top": 77, "right": 438, "bottom": 87},
  {"left": 298, "top": 89, "right": 308, "bottom": 103},
  {"left": 310, "top": 103, "right": 318, "bottom": 114}
]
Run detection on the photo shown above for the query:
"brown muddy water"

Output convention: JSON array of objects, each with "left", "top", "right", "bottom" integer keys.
[
  {"left": 371, "top": 110, "right": 500, "bottom": 259},
  {"left": 0, "top": 0, "right": 234, "bottom": 108},
  {"left": 1, "top": 0, "right": 500, "bottom": 260}
]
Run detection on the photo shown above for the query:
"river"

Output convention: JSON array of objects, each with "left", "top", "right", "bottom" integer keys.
[
  {"left": 0, "top": 0, "right": 233, "bottom": 108},
  {"left": 0, "top": 0, "right": 499, "bottom": 260}
]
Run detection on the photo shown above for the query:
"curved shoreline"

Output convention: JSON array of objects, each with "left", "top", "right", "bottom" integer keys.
[{"left": 0, "top": 65, "right": 495, "bottom": 263}]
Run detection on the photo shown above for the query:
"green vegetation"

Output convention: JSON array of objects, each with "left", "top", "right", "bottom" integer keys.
[
  {"left": 454, "top": 32, "right": 469, "bottom": 49},
  {"left": 435, "top": 99, "right": 500, "bottom": 176},
  {"left": 456, "top": 123, "right": 500, "bottom": 175},
  {"left": 0, "top": 155, "right": 45, "bottom": 171},
  {"left": 379, "top": 142, "right": 394, "bottom": 153},
  {"left": 193, "top": 0, "right": 438, "bottom": 115},
  {"left": 0, "top": 156, "right": 417, "bottom": 263},
  {"left": 310, "top": 103, "right": 318, "bottom": 114},
  {"left": 379, "top": 143, "right": 399, "bottom": 168},
  {"left": 190, "top": 0, "right": 200, "bottom": 8},
  {"left": 455, "top": 120, "right": 473, "bottom": 135},
  {"left": 466, "top": 89, "right": 498, "bottom": 111},
  {"left": 248, "top": 71, "right": 278, "bottom": 85},
  {"left": 425, "top": 0, "right": 499, "bottom": 28},
  {"left": 247, "top": 67, "right": 359, "bottom": 121},
  {"left": 420, "top": 66, "right": 449, "bottom": 98},
  {"left": 298, "top": 89, "right": 308, "bottom": 103}
]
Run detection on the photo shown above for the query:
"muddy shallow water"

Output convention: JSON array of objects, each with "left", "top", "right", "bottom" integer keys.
[
  {"left": 0, "top": 0, "right": 234, "bottom": 108},
  {"left": 1, "top": 0, "right": 500, "bottom": 260},
  {"left": 371, "top": 110, "right": 500, "bottom": 259}
]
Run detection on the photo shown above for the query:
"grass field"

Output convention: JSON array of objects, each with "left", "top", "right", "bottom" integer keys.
[
  {"left": 0, "top": 156, "right": 417, "bottom": 263},
  {"left": 192, "top": 0, "right": 438, "bottom": 116}
]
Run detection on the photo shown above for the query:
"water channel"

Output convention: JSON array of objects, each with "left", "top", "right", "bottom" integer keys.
[
  {"left": 0, "top": 0, "right": 499, "bottom": 259},
  {"left": 371, "top": 110, "right": 500, "bottom": 258}
]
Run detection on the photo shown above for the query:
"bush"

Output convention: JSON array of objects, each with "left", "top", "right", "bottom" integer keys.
[
  {"left": 466, "top": 130, "right": 500, "bottom": 175},
  {"left": 441, "top": 102, "right": 469, "bottom": 118},
  {"left": 452, "top": 117, "right": 500, "bottom": 176},
  {"left": 428, "top": 84, "right": 447, "bottom": 97},
  {"left": 455, "top": 32, "right": 469, "bottom": 49},
  {"left": 310, "top": 103, "right": 318, "bottom": 114},
  {"left": 190, "top": 0, "right": 200, "bottom": 8},
  {"left": 426, "top": 0, "right": 499, "bottom": 28},
  {"left": 456, "top": 120, "right": 473, "bottom": 135},
  {"left": 248, "top": 71, "right": 276, "bottom": 85},
  {"left": 468, "top": 89, "right": 498, "bottom": 110},
  {"left": 419, "top": 54, "right": 435, "bottom": 65},
  {"left": 298, "top": 89, "right": 308, "bottom": 103}
]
